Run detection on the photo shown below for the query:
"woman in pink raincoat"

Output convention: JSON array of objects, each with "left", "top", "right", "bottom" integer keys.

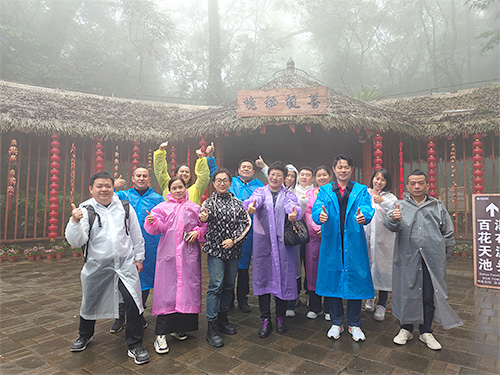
[
  {"left": 144, "top": 177, "right": 206, "bottom": 355},
  {"left": 304, "top": 166, "right": 332, "bottom": 320}
]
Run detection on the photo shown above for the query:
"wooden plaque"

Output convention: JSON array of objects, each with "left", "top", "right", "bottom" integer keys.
[{"left": 237, "top": 87, "right": 328, "bottom": 117}]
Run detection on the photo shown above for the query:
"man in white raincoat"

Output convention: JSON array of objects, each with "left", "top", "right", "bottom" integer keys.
[
  {"left": 65, "top": 172, "right": 150, "bottom": 365},
  {"left": 384, "top": 170, "right": 462, "bottom": 351}
]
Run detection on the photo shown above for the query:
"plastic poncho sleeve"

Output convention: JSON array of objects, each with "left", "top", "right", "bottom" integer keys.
[
  {"left": 207, "top": 156, "right": 218, "bottom": 178},
  {"left": 153, "top": 149, "right": 171, "bottom": 197},
  {"left": 440, "top": 204, "right": 456, "bottom": 258},
  {"left": 143, "top": 204, "right": 169, "bottom": 235},
  {"left": 190, "top": 157, "right": 210, "bottom": 204},
  {"left": 384, "top": 201, "right": 403, "bottom": 232},
  {"left": 65, "top": 207, "right": 91, "bottom": 248},
  {"left": 243, "top": 187, "right": 264, "bottom": 211},
  {"left": 358, "top": 187, "right": 375, "bottom": 225},
  {"left": 128, "top": 205, "right": 146, "bottom": 262},
  {"left": 284, "top": 191, "right": 303, "bottom": 221}
]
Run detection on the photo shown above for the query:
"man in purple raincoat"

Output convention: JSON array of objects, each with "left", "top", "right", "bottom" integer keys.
[{"left": 243, "top": 161, "right": 302, "bottom": 338}]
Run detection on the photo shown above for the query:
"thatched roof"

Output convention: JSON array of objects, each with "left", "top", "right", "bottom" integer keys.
[
  {"left": 375, "top": 84, "right": 500, "bottom": 137},
  {"left": 171, "top": 69, "right": 418, "bottom": 141},
  {"left": 0, "top": 81, "right": 210, "bottom": 143}
]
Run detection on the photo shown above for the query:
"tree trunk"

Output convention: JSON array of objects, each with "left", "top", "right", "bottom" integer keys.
[{"left": 207, "top": 0, "right": 222, "bottom": 105}]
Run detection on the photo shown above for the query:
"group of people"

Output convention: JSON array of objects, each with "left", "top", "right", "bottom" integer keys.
[{"left": 65, "top": 142, "right": 462, "bottom": 366}]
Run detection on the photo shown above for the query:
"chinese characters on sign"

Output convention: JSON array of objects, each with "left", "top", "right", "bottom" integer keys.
[
  {"left": 237, "top": 87, "right": 328, "bottom": 117},
  {"left": 473, "top": 194, "right": 500, "bottom": 289}
]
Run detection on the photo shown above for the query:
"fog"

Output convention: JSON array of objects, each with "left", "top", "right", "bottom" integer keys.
[{"left": 1, "top": 0, "right": 498, "bottom": 104}]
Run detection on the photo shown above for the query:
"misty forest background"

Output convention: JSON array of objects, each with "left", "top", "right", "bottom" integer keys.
[{"left": 1, "top": 0, "right": 498, "bottom": 105}]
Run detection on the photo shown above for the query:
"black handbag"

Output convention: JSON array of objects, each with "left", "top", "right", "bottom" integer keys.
[{"left": 284, "top": 217, "right": 310, "bottom": 246}]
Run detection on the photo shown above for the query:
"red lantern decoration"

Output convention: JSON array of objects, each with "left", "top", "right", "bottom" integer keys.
[
  {"left": 187, "top": 147, "right": 191, "bottom": 167},
  {"left": 113, "top": 145, "right": 120, "bottom": 178},
  {"left": 95, "top": 139, "right": 105, "bottom": 172},
  {"left": 6, "top": 139, "right": 18, "bottom": 211},
  {"left": 48, "top": 134, "right": 60, "bottom": 240},
  {"left": 132, "top": 142, "right": 140, "bottom": 170},
  {"left": 148, "top": 148, "right": 153, "bottom": 185},
  {"left": 472, "top": 134, "right": 484, "bottom": 194},
  {"left": 373, "top": 134, "right": 383, "bottom": 171},
  {"left": 426, "top": 139, "right": 438, "bottom": 197},
  {"left": 70, "top": 143, "right": 76, "bottom": 204},
  {"left": 200, "top": 138, "right": 208, "bottom": 156},
  {"left": 399, "top": 138, "right": 404, "bottom": 199},
  {"left": 169, "top": 145, "right": 177, "bottom": 177}
]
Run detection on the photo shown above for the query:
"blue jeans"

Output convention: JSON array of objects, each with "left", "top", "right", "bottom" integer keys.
[
  {"left": 329, "top": 298, "right": 362, "bottom": 327},
  {"left": 206, "top": 255, "right": 239, "bottom": 321}
]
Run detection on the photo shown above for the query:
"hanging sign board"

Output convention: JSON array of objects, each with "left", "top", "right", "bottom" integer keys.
[
  {"left": 472, "top": 194, "right": 500, "bottom": 289},
  {"left": 237, "top": 87, "right": 328, "bottom": 117}
]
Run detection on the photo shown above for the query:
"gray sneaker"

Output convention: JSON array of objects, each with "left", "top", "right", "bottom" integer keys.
[
  {"left": 374, "top": 305, "right": 386, "bottom": 321},
  {"left": 128, "top": 346, "right": 150, "bottom": 365},
  {"left": 364, "top": 298, "right": 375, "bottom": 312}
]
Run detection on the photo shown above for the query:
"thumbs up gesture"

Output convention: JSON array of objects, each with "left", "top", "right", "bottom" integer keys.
[
  {"left": 319, "top": 205, "right": 328, "bottom": 223},
  {"left": 247, "top": 199, "right": 257, "bottom": 215},
  {"left": 71, "top": 203, "right": 83, "bottom": 223},
  {"left": 288, "top": 206, "right": 298, "bottom": 223},
  {"left": 146, "top": 210, "right": 155, "bottom": 224},
  {"left": 114, "top": 174, "right": 126, "bottom": 190},
  {"left": 392, "top": 203, "right": 402, "bottom": 220},
  {"left": 255, "top": 155, "right": 267, "bottom": 169},
  {"left": 199, "top": 207, "right": 209, "bottom": 222},
  {"left": 206, "top": 142, "right": 215, "bottom": 157},
  {"left": 356, "top": 207, "right": 365, "bottom": 224},
  {"left": 159, "top": 141, "right": 168, "bottom": 151}
]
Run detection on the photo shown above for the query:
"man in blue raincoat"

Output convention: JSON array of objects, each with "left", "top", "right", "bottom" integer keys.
[
  {"left": 229, "top": 159, "right": 263, "bottom": 313},
  {"left": 111, "top": 166, "right": 164, "bottom": 332},
  {"left": 312, "top": 154, "right": 374, "bottom": 342}
]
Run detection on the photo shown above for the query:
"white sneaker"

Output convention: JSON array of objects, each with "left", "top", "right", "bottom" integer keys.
[
  {"left": 324, "top": 313, "right": 331, "bottom": 321},
  {"left": 169, "top": 332, "right": 188, "bottom": 341},
  {"left": 348, "top": 326, "right": 366, "bottom": 342},
  {"left": 373, "top": 305, "right": 386, "bottom": 321},
  {"left": 393, "top": 329, "right": 413, "bottom": 345},
  {"left": 419, "top": 333, "right": 442, "bottom": 350},
  {"left": 306, "top": 310, "right": 323, "bottom": 319},
  {"left": 327, "top": 324, "right": 344, "bottom": 340},
  {"left": 154, "top": 335, "right": 169, "bottom": 354},
  {"left": 285, "top": 309, "right": 296, "bottom": 317},
  {"left": 364, "top": 298, "right": 376, "bottom": 312}
]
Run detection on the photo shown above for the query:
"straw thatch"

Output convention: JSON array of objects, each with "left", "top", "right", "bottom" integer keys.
[
  {"left": 375, "top": 84, "right": 500, "bottom": 137},
  {"left": 0, "top": 81, "right": 210, "bottom": 143},
  {"left": 171, "top": 70, "right": 418, "bottom": 141}
]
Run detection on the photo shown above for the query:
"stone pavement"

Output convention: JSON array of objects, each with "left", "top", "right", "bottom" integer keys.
[{"left": 0, "top": 256, "right": 498, "bottom": 375}]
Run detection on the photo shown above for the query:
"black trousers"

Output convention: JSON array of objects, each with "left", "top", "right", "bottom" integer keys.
[
  {"left": 309, "top": 292, "right": 330, "bottom": 314},
  {"left": 236, "top": 268, "right": 250, "bottom": 304},
  {"left": 258, "top": 294, "right": 288, "bottom": 319},
  {"left": 401, "top": 260, "right": 435, "bottom": 334},
  {"left": 79, "top": 279, "right": 143, "bottom": 349},
  {"left": 378, "top": 290, "right": 389, "bottom": 307},
  {"left": 300, "top": 243, "right": 307, "bottom": 291},
  {"left": 119, "top": 289, "right": 149, "bottom": 317}
]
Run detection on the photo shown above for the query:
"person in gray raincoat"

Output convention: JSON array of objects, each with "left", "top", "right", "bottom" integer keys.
[
  {"left": 65, "top": 172, "right": 150, "bottom": 365},
  {"left": 384, "top": 170, "right": 463, "bottom": 351}
]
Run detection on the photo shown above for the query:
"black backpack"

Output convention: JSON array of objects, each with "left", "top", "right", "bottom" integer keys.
[{"left": 81, "top": 200, "right": 130, "bottom": 262}]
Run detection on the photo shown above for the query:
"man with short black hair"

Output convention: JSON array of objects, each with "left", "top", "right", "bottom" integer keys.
[
  {"left": 66, "top": 171, "right": 150, "bottom": 365},
  {"left": 312, "top": 155, "right": 374, "bottom": 342},
  {"left": 111, "top": 167, "right": 164, "bottom": 333},
  {"left": 385, "top": 170, "right": 462, "bottom": 351},
  {"left": 229, "top": 159, "right": 264, "bottom": 313}
]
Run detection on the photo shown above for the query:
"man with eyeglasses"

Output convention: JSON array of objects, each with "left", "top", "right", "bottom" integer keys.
[{"left": 228, "top": 159, "right": 264, "bottom": 313}]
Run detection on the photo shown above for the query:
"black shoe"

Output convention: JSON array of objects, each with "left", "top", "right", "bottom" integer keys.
[
  {"left": 258, "top": 317, "right": 272, "bottom": 338},
  {"left": 70, "top": 336, "right": 93, "bottom": 352},
  {"left": 110, "top": 317, "right": 125, "bottom": 333},
  {"left": 217, "top": 311, "right": 237, "bottom": 335},
  {"left": 238, "top": 302, "right": 251, "bottom": 313},
  {"left": 206, "top": 320, "right": 224, "bottom": 347},
  {"left": 276, "top": 316, "right": 287, "bottom": 334},
  {"left": 127, "top": 346, "right": 150, "bottom": 365}
]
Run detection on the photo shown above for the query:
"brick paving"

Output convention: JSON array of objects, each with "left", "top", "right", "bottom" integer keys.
[{"left": 0, "top": 255, "right": 498, "bottom": 374}]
